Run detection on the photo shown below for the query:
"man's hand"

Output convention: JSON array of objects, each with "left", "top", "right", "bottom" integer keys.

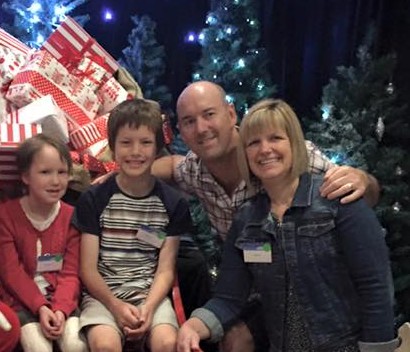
[
  {"left": 91, "top": 171, "right": 116, "bottom": 185},
  {"left": 320, "top": 165, "right": 379, "bottom": 206}
]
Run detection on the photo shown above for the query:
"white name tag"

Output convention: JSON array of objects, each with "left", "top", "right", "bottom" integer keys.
[
  {"left": 36, "top": 254, "right": 63, "bottom": 272},
  {"left": 136, "top": 225, "right": 166, "bottom": 248},
  {"left": 243, "top": 243, "right": 272, "bottom": 263}
]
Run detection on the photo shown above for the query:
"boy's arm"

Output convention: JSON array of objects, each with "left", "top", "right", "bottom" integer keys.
[
  {"left": 80, "top": 234, "right": 139, "bottom": 328},
  {"left": 124, "top": 236, "right": 180, "bottom": 339},
  {"left": 144, "top": 236, "right": 180, "bottom": 311},
  {"left": 80, "top": 234, "right": 119, "bottom": 308}
]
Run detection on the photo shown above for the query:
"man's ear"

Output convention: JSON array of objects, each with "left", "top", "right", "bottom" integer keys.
[{"left": 227, "top": 103, "right": 238, "bottom": 125}]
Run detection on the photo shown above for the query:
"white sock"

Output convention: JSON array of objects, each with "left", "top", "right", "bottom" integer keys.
[
  {"left": 57, "top": 317, "right": 88, "bottom": 352},
  {"left": 20, "top": 322, "right": 52, "bottom": 352}
]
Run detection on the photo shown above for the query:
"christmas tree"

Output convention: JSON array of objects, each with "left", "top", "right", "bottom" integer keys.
[
  {"left": 1, "top": 0, "right": 89, "bottom": 48},
  {"left": 119, "top": 15, "right": 172, "bottom": 108},
  {"left": 306, "top": 33, "right": 410, "bottom": 323},
  {"left": 193, "top": 0, "right": 276, "bottom": 119}
]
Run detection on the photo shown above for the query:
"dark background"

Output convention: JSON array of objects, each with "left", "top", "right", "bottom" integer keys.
[{"left": 9, "top": 0, "right": 410, "bottom": 116}]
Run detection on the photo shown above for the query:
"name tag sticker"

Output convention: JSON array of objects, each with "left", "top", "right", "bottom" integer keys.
[
  {"left": 136, "top": 225, "right": 166, "bottom": 248},
  {"left": 243, "top": 243, "right": 272, "bottom": 263},
  {"left": 37, "top": 254, "right": 63, "bottom": 272}
]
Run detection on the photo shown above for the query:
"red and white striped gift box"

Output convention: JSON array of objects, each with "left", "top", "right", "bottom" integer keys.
[
  {"left": 5, "top": 95, "right": 69, "bottom": 143},
  {"left": 0, "top": 28, "right": 30, "bottom": 56},
  {"left": 0, "top": 123, "right": 42, "bottom": 181},
  {"left": 41, "top": 16, "right": 119, "bottom": 75},
  {"left": 69, "top": 115, "right": 108, "bottom": 156},
  {"left": 0, "top": 123, "right": 42, "bottom": 147}
]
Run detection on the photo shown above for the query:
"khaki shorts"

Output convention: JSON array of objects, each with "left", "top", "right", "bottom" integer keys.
[{"left": 79, "top": 295, "right": 178, "bottom": 339}]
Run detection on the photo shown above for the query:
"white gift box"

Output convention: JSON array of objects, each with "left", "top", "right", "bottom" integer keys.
[{"left": 5, "top": 95, "right": 69, "bottom": 143}]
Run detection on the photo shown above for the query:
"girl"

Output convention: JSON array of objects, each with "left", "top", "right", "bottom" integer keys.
[{"left": 0, "top": 134, "right": 86, "bottom": 352}]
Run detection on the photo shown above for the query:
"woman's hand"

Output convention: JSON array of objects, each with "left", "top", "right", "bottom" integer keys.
[{"left": 177, "top": 321, "right": 205, "bottom": 352}]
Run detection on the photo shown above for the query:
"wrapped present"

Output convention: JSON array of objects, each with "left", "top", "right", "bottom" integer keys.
[
  {"left": 0, "top": 47, "right": 27, "bottom": 93},
  {"left": 70, "top": 150, "right": 116, "bottom": 176},
  {"left": 6, "top": 50, "right": 100, "bottom": 129},
  {"left": 97, "top": 76, "right": 129, "bottom": 115},
  {"left": 0, "top": 28, "right": 30, "bottom": 56},
  {"left": 41, "top": 16, "right": 119, "bottom": 75},
  {"left": 0, "top": 122, "right": 42, "bottom": 181},
  {"left": 69, "top": 115, "right": 108, "bottom": 156},
  {"left": 5, "top": 95, "right": 69, "bottom": 143}
]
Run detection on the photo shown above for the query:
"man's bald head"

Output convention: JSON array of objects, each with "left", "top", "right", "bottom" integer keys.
[{"left": 176, "top": 81, "right": 227, "bottom": 115}]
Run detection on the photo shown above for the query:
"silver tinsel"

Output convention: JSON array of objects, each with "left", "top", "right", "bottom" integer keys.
[
  {"left": 386, "top": 82, "right": 394, "bottom": 95},
  {"left": 376, "top": 117, "right": 385, "bottom": 142}
]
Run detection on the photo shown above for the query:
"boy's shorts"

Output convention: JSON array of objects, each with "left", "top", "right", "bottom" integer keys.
[{"left": 79, "top": 295, "right": 178, "bottom": 339}]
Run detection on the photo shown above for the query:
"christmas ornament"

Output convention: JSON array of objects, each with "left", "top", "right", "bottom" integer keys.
[
  {"left": 376, "top": 117, "right": 385, "bottom": 141},
  {"left": 395, "top": 166, "right": 403, "bottom": 176},
  {"left": 386, "top": 82, "right": 394, "bottom": 95},
  {"left": 392, "top": 202, "right": 401, "bottom": 212}
]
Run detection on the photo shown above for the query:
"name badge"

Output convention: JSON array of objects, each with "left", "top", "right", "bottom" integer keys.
[
  {"left": 243, "top": 243, "right": 272, "bottom": 263},
  {"left": 37, "top": 254, "right": 63, "bottom": 272},
  {"left": 136, "top": 225, "right": 166, "bottom": 248}
]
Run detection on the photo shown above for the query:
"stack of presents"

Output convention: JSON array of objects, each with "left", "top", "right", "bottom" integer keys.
[{"left": 0, "top": 17, "right": 170, "bottom": 198}]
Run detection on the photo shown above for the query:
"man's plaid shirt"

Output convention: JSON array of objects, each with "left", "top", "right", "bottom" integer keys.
[{"left": 174, "top": 140, "right": 333, "bottom": 241}]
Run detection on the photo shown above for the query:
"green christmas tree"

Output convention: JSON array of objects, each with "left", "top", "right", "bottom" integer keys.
[
  {"left": 1, "top": 0, "right": 89, "bottom": 48},
  {"left": 193, "top": 0, "right": 276, "bottom": 119},
  {"left": 306, "top": 33, "right": 410, "bottom": 323},
  {"left": 119, "top": 15, "right": 172, "bottom": 108}
]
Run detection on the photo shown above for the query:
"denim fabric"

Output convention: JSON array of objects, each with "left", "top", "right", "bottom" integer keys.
[{"left": 197, "top": 173, "right": 395, "bottom": 351}]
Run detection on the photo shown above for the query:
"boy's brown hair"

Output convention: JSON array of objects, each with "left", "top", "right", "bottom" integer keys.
[{"left": 107, "top": 99, "right": 164, "bottom": 154}]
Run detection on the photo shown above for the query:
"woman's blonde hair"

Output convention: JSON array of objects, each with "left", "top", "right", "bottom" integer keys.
[{"left": 238, "top": 99, "right": 308, "bottom": 185}]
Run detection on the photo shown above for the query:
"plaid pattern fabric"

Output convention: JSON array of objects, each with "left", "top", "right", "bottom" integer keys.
[{"left": 175, "top": 140, "right": 333, "bottom": 240}]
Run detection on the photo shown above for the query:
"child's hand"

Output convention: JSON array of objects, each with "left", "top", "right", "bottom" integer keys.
[
  {"left": 38, "top": 306, "right": 63, "bottom": 340},
  {"left": 110, "top": 299, "right": 140, "bottom": 331},
  {"left": 123, "top": 304, "right": 153, "bottom": 341}
]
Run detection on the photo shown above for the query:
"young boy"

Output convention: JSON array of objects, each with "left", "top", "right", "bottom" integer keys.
[{"left": 72, "top": 99, "right": 193, "bottom": 352}]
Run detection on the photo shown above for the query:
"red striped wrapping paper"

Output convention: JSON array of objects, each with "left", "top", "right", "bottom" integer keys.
[
  {"left": 69, "top": 114, "right": 108, "bottom": 156},
  {"left": 0, "top": 28, "right": 30, "bottom": 56},
  {"left": 41, "top": 16, "right": 119, "bottom": 75},
  {"left": 0, "top": 123, "right": 42, "bottom": 181}
]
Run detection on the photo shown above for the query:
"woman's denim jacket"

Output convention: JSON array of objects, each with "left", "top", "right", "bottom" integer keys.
[{"left": 192, "top": 173, "right": 397, "bottom": 352}]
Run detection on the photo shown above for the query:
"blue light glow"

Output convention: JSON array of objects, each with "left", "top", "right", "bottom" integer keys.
[
  {"left": 321, "top": 104, "right": 333, "bottom": 120},
  {"left": 186, "top": 32, "right": 196, "bottom": 42},
  {"left": 28, "top": 2, "right": 42, "bottom": 13},
  {"left": 103, "top": 9, "right": 113, "bottom": 21}
]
